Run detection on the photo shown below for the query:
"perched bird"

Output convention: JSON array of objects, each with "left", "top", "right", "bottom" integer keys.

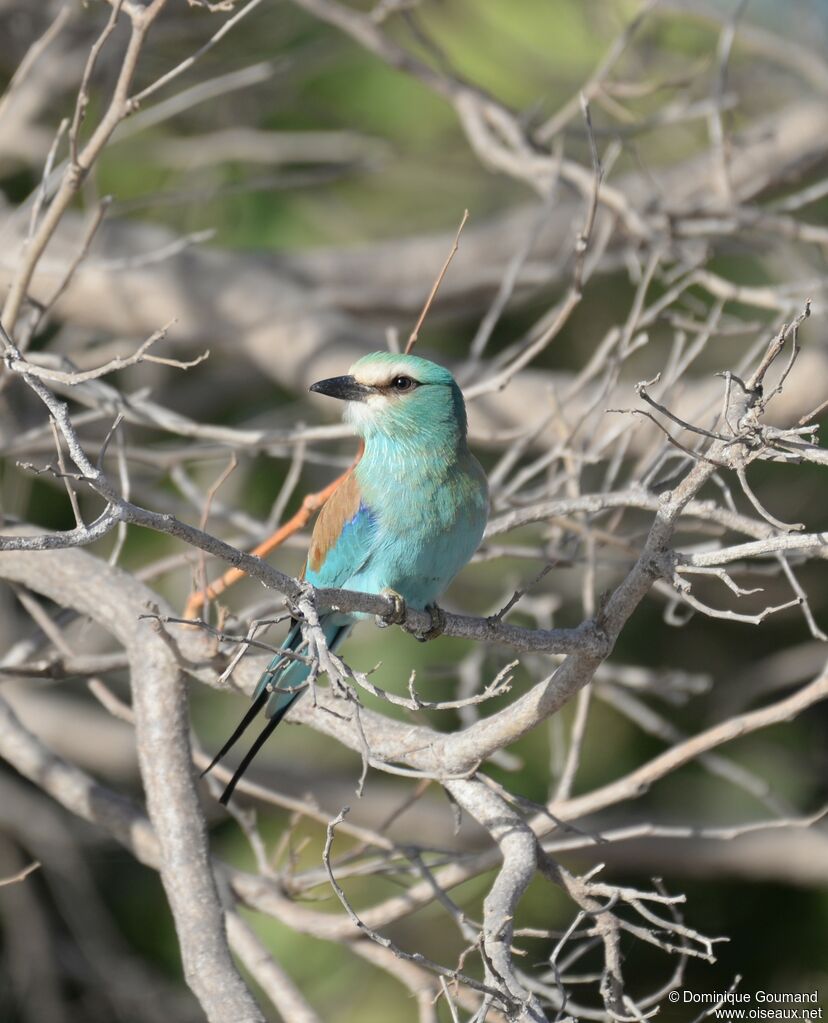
[{"left": 205, "top": 351, "right": 489, "bottom": 804}]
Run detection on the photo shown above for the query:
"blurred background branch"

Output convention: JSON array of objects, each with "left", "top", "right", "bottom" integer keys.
[{"left": 1, "top": 0, "right": 828, "bottom": 1020}]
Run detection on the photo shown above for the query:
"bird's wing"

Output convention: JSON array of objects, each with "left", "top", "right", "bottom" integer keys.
[{"left": 305, "top": 469, "right": 377, "bottom": 588}]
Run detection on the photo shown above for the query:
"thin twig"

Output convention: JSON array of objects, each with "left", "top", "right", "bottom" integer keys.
[
  {"left": 405, "top": 209, "right": 469, "bottom": 354},
  {"left": 0, "top": 861, "right": 41, "bottom": 888}
]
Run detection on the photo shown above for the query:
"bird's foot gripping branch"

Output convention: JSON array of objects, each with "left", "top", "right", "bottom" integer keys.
[{"left": 2, "top": 2, "right": 828, "bottom": 1017}]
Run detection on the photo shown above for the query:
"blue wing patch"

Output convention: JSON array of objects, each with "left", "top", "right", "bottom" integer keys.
[{"left": 306, "top": 500, "right": 378, "bottom": 590}]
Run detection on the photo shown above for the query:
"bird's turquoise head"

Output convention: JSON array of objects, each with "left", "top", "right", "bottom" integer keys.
[{"left": 309, "top": 352, "right": 468, "bottom": 446}]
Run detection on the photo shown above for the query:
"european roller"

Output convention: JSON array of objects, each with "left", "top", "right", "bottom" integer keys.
[{"left": 206, "top": 351, "right": 489, "bottom": 804}]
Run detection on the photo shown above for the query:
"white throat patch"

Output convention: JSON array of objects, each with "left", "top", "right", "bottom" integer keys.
[{"left": 344, "top": 393, "right": 389, "bottom": 432}]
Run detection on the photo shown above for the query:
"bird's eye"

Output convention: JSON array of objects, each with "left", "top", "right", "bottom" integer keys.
[{"left": 391, "top": 375, "right": 415, "bottom": 392}]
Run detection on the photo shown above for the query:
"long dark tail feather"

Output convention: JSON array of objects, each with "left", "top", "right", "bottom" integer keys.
[
  {"left": 218, "top": 692, "right": 301, "bottom": 806},
  {"left": 200, "top": 688, "right": 268, "bottom": 779}
]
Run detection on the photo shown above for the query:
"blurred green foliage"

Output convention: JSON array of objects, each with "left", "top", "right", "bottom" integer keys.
[{"left": 2, "top": 0, "right": 828, "bottom": 1019}]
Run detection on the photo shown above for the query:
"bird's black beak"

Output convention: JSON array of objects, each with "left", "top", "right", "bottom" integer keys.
[{"left": 309, "top": 375, "right": 374, "bottom": 402}]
